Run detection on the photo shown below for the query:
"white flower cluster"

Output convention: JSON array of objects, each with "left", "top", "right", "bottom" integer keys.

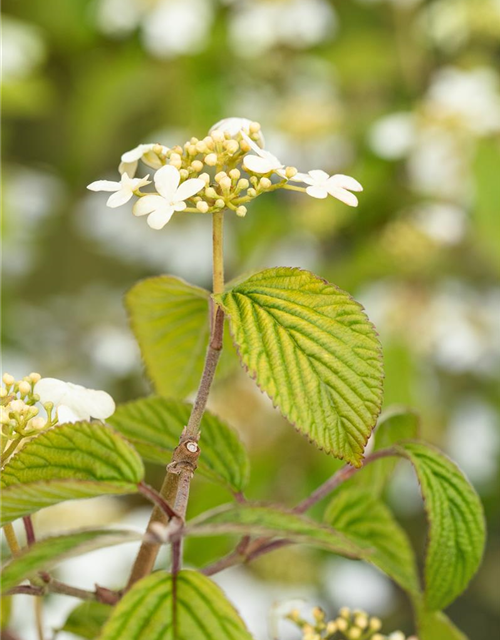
[
  {"left": 88, "top": 117, "right": 363, "bottom": 230},
  {"left": 1, "top": 372, "right": 115, "bottom": 451}
]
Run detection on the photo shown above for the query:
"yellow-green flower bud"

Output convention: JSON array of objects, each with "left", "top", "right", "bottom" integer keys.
[
  {"left": 237, "top": 178, "right": 249, "bottom": 190},
  {"left": 2, "top": 373, "right": 15, "bottom": 386},
  {"left": 205, "top": 187, "right": 218, "bottom": 199},
  {"left": 369, "top": 618, "right": 382, "bottom": 631},
  {"left": 205, "top": 153, "right": 218, "bottom": 166},
  {"left": 196, "top": 201, "right": 209, "bottom": 213},
  {"left": 236, "top": 206, "right": 247, "bottom": 217},
  {"left": 220, "top": 177, "right": 232, "bottom": 191},
  {"left": 215, "top": 171, "right": 228, "bottom": 183},
  {"left": 247, "top": 188, "right": 257, "bottom": 197},
  {"left": 225, "top": 139, "right": 239, "bottom": 155},
  {"left": 18, "top": 381, "right": 31, "bottom": 395},
  {"left": 229, "top": 169, "right": 241, "bottom": 180},
  {"left": 259, "top": 177, "right": 272, "bottom": 190},
  {"left": 29, "top": 372, "right": 41, "bottom": 383},
  {"left": 285, "top": 166, "right": 298, "bottom": 179},
  {"left": 211, "top": 129, "right": 225, "bottom": 143},
  {"left": 191, "top": 160, "right": 204, "bottom": 172},
  {"left": 215, "top": 199, "right": 225, "bottom": 208}
]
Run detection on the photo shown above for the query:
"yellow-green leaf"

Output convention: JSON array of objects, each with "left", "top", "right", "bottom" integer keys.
[
  {"left": 324, "top": 487, "right": 419, "bottom": 594},
  {"left": 1, "top": 528, "right": 142, "bottom": 593},
  {"left": 107, "top": 397, "right": 249, "bottom": 492},
  {"left": 186, "top": 504, "right": 365, "bottom": 559},
  {"left": 1, "top": 422, "right": 144, "bottom": 525},
  {"left": 61, "top": 601, "right": 112, "bottom": 639},
  {"left": 98, "top": 570, "right": 253, "bottom": 640},
  {"left": 397, "top": 442, "right": 486, "bottom": 611},
  {"left": 215, "top": 267, "right": 384, "bottom": 466}
]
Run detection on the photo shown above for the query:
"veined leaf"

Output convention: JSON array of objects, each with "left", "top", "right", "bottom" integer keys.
[
  {"left": 350, "top": 407, "right": 420, "bottom": 495},
  {"left": 324, "top": 487, "right": 419, "bottom": 594},
  {"left": 0, "top": 422, "right": 144, "bottom": 525},
  {"left": 1, "top": 528, "right": 142, "bottom": 593},
  {"left": 98, "top": 570, "right": 253, "bottom": 640},
  {"left": 60, "top": 601, "right": 112, "bottom": 639},
  {"left": 214, "top": 267, "right": 383, "bottom": 467},
  {"left": 107, "top": 397, "right": 249, "bottom": 492},
  {"left": 397, "top": 442, "right": 485, "bottom": 611},
  {"left": 186, "top": 504, "right": 365, "bottom": 558},
  {"left": 126, "top": 275, "right": 235, "bottom": 399}
]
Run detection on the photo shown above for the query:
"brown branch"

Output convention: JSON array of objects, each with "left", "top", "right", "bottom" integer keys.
[
  {"left": 23, "top": 516, "right": 35, "bottom": 546},
  {"left": 126, "top": 306, "right": 225, "bottom": 589},
  {"left": 201, "top": 448, "right": 398, "bottom": 576},
  {"left": 138, "top": 482, "right": 180, "bottom": 521},
  {"left": 6, "top": 579, "right": 120, "bottom": 604}
]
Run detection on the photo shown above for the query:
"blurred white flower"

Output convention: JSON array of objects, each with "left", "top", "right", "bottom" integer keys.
[
  {"left": 411, "top": 203, "right": 467, "bottom": 245},
  {"left": 141, "top": 0, "right": 213, "bottom": 58},
  {"left": 87, "top": 173, "right": 150, "bottom": 208},
  {"left": 229, "top": 0, "right": 337, "bottom": 57},
  {"left": 2, "top": 16, "right": 46, "bottom": 80},
  {"left": 95, "top": 0, "right": 145, "bottom": 36},
  {"left": 425, "top": 66, "right": 500, "bottom": 135},
  {"left": 35, "top": 378, "right": 116, "bottom": 423},
  {"left": 369, "top": 113, "right": 416, "bottom": 160},
  {"left": 210, "top": 117, "right": 254, "bottom": 137},
  {"left": 119, "top": 143, "right": 168, "bottom": 177},
  {"left": 242, "top": 132, "right": 285, "bottom": 175},
  {"left": 133, "top": 165, "right": 204, "bottom": 229},
  {"left": 293, "top": 170, "right": 363, "bottom": 206}
]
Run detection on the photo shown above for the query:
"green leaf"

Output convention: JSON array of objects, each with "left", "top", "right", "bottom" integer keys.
[
  {"left": 214, "top": 267, "right": 383, "bottom": 467},
  {"left": 1, "top": 528, "right": 142, "bottom": 593},
  {"left": 98, "top": 570, "right": 253, "bottom": 640},
  {"left": 324, "top": 487, "right": 419, "bottom": 594},
  {"left": 0, "top": 422, "right": 144, "bottom": 525},
  {"left": 397, "top": 442, "right": 486, "bottom": 611},
  {"left": 186, "top": 504, "right": 366, "bottom": 559},
  {"left": 126, "top": 275, "right": 212, "bottom": 399},
  {"left": 349, "top": 407, "right": 420, "bottom": 495},
  {"left": 1, "top": 596, "right": 11, "bottom": 630},
  {"left": 107, "top": 396, "right": 249, "bottom": 492},
  {"left": 60, "top": 601, "right": 112, "bottom": 639},
  {"left": 417, "top": 609, "right": 468, "bottom": 640}
]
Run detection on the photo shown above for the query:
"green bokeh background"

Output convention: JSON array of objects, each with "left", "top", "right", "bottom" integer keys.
[{"left": 2, "top": 0, "right": 499, "bottom": 638}]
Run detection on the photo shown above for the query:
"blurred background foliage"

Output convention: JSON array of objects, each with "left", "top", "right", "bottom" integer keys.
[{"left": 2, "top": 0, "right": 499, "bottom": 638}]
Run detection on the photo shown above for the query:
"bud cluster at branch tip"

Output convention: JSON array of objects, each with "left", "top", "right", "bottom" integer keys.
[{"left": 286, "top": 605, "right": 417, "bottom": 640}]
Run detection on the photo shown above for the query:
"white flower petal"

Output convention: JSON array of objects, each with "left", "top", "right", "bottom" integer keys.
[
  {"left": 87, "top": 180, "right": 121, "bottom": 192},
  {"left": 173, "top": 202, "right": 187, "bottom": 212},
  {"left": 142, "top": 151, "right": 163, "bottom": 170},
  {"left": 210, "top": 117, "right": 253, "bottom": 136},
  {"left": 106, "top": 189, "right": 133, "bottom": 208},
  {"left": 129, "top": 174, "right": 151, "bottom": 190},
  {"left": 154, "top": 165, "right": 181, "bottom": 200},
  {"left": 75, "top": 387, "right": 115, "bottom": 420},
  {"left": 328, "top": 174, "right": 363, "bottom": 192},
  {"left": 328, "top": 186, "right": 359, "bottom": 207},
  {"left": 241, "top": 131, "right": 264, "bottom": 155},
  {"left": 57, "top": 404, "right": 86, "bottom": 424},
  {"left": 34, "top": 378, "right": 68, "bottom": 406},
  {"left": 305, "top": 185, "right": 329, "bottom": 199},
  {"left": 147, "top": 206, "right": 175, "bottom": 229},
  {"left": 133, "top": 195, "right": 166, "bottom": 217},
  {"left": 243, "top": 155, "right": 277, "bottom": 174},
  {"left": 174, "top": 178, "right": 205, "bottom": 202},
  {"left": 121, "top": 143, "right": 156, "bottom": 163},
  {"left": 290, "top": 172, "right": 313, "bottom": 184},
  {"left": 119, "top": 160, "right": 138, "bottom": 177},
  {"left": 308, "top": 169, "right": 330, "bottom": 182}
]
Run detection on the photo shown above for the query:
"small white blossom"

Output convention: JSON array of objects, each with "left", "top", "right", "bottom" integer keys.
[
  {"left": 87, "top": 173, "right": 150, "bottom": 208},
  {"left": 35, "top": 378, "right": 115, "bottom": 423},
  {"left": 242, "top": 132, "right": 285, "bottom": 176},
  {"left": 119, "top": 143, "right": 168, "bottom": 177},
  {"left": 133, "top": 165, "right": 205, "bottom": 230},
  {"left": 293, "top": 170, "right": 363, "bottom": 206}
]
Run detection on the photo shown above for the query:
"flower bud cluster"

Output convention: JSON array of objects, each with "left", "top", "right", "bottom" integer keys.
[
  {"left": 1, "top": 372, "right": 54, "bottom": 443},
  {"left": 88, "top": 117, "right": 363, "bottom": 230},
  {"left": 286, "top": 606, "right": 415, "bottom": 640}
]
